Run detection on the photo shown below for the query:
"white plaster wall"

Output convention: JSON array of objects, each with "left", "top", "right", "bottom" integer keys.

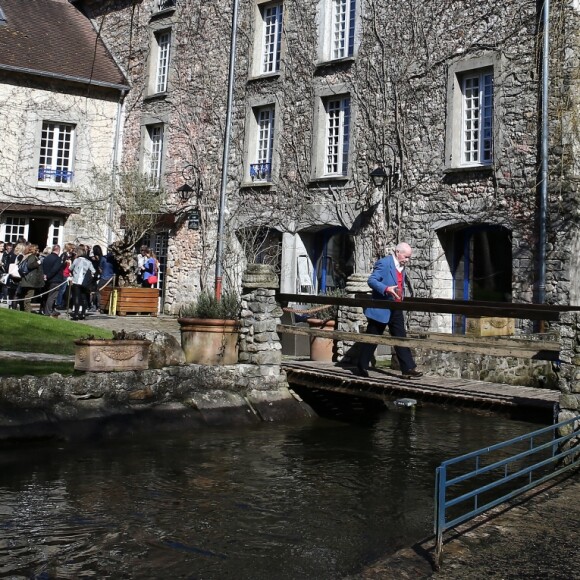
[
  {"left": 0, "top": 82, "right": 119, "bottom": 247},
  {"left": 430, "top": 233, "right": 453, "bottom": 332}
]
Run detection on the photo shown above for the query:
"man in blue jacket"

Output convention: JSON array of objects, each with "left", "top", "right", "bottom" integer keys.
[{"left": 355, "top": 242, "right": 423, "bottom": 379}]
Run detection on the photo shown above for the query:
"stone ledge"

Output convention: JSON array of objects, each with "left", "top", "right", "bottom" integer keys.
[{"left": 0, "top": 365, "right": 315, "bottom": 442}]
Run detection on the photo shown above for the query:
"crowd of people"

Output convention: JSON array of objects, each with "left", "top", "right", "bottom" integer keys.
[{"left": 0, "top": 239, "right": 147, "bottom": 320}]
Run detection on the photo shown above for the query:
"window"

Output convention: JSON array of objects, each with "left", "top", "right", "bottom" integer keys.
[
  {"left": 250, "top": 107, "right": 275, "bottom": 182},
  {"left": 144, "top": 124, "right": 164, "bottom": 188},
  {"left": 37, "top": 122, "right": 75, "bottom": 186},
  {"left": 325, "top": 96, "right": 350, "bottom": 176},
  {"left": 154, "top": 0, "right": 176, "bottom": 12},
  {"left": 261, "top": 3, "right": 283, "bottom": 74},
  {"left": 445, "top": 54, "right": 499, "bottom": 170},
  {"left": 331, "top": 0, "right": 355, "bottom": 59},
  {"left": 462, "top": 72, "right": 493, "bottom": 165},
  {"left": 154, "top": 30, "right": 171, "bottom": 93},
  {"left": 319, "top": 0, "right": 356, "bottom": 62},
  {"left": 1, "top": 216, "right": 27, "bottom": 243}
]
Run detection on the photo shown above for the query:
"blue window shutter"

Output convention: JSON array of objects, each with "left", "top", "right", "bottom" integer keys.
[
  {"left": 342, "top": 99, "right": 351, "bottom": 175},
  {"left": 348, "top": 0, "right": 355, "bottom": 57}
]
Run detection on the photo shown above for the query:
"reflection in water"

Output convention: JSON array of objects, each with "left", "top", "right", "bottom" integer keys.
[{"left": 0, "top": 406, "right": 541, "bottom": 579}]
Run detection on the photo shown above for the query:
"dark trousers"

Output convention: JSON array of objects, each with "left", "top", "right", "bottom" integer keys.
[
  {"left": 44, "top": 282, "right": 61, "bottom": 315},
  {"left": 358, "top": 310, "right": 416, "bottom": 374},
  {"left": 71, "top": 284, "right": 90, "bottom": 319},
  {"left": 17, "top": 287, "right": 36, "bottom": 313}
]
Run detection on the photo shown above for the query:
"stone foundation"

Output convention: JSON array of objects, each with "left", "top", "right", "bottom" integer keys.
[
  {"left": 413, "top": 350, "right": 558, "bottom": 389},
  {"left": 0, "top": 365, "right": 315, "bottom": 442}
]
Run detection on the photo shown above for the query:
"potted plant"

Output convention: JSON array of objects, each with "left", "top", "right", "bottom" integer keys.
[
  {"left": 306, "top": 289, "right": 344, "bottom": 362},
  {"left": 74, "top": 330, "right": 151, "bottom": 372},
  {"left": 178, "top": 290, "right": 241, "bottom": 365}
]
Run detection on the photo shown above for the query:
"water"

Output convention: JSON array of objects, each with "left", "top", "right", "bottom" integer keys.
[{"left": 0, "top": 406, "right": 542, "bottom": 579}]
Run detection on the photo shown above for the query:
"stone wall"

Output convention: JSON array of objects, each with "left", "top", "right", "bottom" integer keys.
[
  {"left": 239, "top": 263, "right": 288, "bottom": 391},
  {"left": 81, "top": 0, "right": 580, "bottom": 324},
  {"left": 0, "top": 364, "right": 314, "bottom": 442},
  {"left": 0, "top": 76, "right": 121, "bottom": 247}
]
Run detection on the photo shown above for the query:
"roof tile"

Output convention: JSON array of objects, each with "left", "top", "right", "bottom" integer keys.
[{"left": 0, "top": 0, "right": 128, "bottom": 89}]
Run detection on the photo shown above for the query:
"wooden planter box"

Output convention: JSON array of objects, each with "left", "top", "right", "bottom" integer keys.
[
  {"left": 74, "top": 339, "right": 151, "bottom": 372},
  {"left": 100, "top": 286, "right": 159, "bottom": 316},
  {"left": 466, "top": 316, "right": 515, "bottom": 337}
]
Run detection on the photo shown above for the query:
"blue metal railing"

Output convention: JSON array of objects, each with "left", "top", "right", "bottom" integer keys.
[
  {"left": 434, "top": 415, "right": 580, "bottom": 567},
  {"left": 38, "top": 167, "right": 74, "bottom": 184},
  {"left": 250, "top": 162, "right": 272, "bottom": 182}
]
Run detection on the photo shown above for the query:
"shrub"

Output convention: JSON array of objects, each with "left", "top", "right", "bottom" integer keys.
[
  {"left": 179, "top": 290, "right": 241, "bottom": 319},
  {"left": 308, "top": 288, "right": 346, "bottom": 322}
]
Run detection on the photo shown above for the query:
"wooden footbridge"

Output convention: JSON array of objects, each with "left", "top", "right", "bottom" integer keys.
[
  {"left": 282, "top": 360, "right": 560, "bottom": 415},
  {"left": 276, "top": 292, "right": 580, "bottom": 417}
]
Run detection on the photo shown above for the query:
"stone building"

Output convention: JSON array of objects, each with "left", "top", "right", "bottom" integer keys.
[
  {"left": 0, "top": 0, "right": 128, "bottom": 250},
  {"left": 74, "top": 0, "right": 578, "bottom": 321}
]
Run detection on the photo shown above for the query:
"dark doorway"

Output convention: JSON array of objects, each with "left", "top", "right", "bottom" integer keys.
[{"left": 27, "top": 217, "right": 51, "bottom": 251}]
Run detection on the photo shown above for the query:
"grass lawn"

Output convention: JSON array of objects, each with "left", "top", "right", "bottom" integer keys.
[
  {"left": 0, "top": 308, "right": 112, "bottom": 355},
  {"left": 0, "top": 360, "right": 76, "bottom": 376}
]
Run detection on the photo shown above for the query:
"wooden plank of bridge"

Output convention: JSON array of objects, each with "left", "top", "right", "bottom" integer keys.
[
  {"left": 282, "top": 360, "right": 560, "bottom": 411},
  {"left": 276, "top": 325, "right": 561, "bottom": 361}
]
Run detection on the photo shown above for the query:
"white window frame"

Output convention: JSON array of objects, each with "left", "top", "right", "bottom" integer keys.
[
  {"left": 324, "top": 96, "right": 351, "bottom": 176},
  {"left": 318, "top": 0, "right": 357, "bottom": 63},
  {"left": 445, "top": 54, "right": 500, "bottom": 170},
  {"left": 37, "top": 121, "right": 75, "bottom": 186},
  {"left": 144, "top": 124, "right": 165, "bottom": 188},
  {"left": 154, "top": 0, "right": 176, "bottom": 13},
  {"left": 261, "top": 3, "right": 283, "bottom": 74},
  {"left": 1, "top": 216, "right": 28, "bottom": 243},
  {"left": 154, "top": 30, "right": 171, "bottom": 94},
  {"left": 251, "top": 106, "right": 275, "bottom": 182},
  {"left": 251, "top": 2, "right": 284, "bottom": 78},
  {"left": 461, "top": 72, "right": 493, "bottom": 166},
  {"left": 48, "top": 219, "right": 63, "bottom": 247}
]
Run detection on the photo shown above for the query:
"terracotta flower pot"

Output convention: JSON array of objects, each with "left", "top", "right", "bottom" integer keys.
[
  {"left": 74, "top": 339, "right": 151, "bottom": 372},
  {"left": 178, "top": 318, "right": 240, "bottom": 365},
  {"left": 306, "top": 318, "right": 336, "bottom": 362}
]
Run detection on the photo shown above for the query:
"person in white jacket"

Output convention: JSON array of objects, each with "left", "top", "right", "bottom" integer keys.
[{"left": 69, "top": 248, "right": 96, "bottom": 320}]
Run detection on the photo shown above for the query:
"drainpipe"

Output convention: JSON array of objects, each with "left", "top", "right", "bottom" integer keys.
[
  {"left": 538, "top": 0, "right": 550, "bottom": 305},
  {"left": 108, "top": 89, "right": 126, "bottom": 247},
  {"left": 215, "top": 0, "right": 240, "bottom": 300}
]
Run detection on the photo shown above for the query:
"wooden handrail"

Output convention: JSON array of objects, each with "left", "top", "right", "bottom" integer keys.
[
  {"left": 277, "top": 293, "right": 580, "bottom": 321},
  {"left": 276, "top": 324, "right": 560, "bottom": 361}
]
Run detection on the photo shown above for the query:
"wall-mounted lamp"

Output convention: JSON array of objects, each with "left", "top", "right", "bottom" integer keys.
[
  {"left": 177, "top": 168, "right": 203, "bottom": 230},
  {"left": 370, "top": 164, "right": 400, "bottom": 190},
  {"left": 176, "top": 182, "right": 195, "bottom": 203},
  {"left": 370, "top": 166, "right": 388, "bottom": 188}
]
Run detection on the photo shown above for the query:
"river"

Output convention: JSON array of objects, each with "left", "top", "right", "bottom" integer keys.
[{"left": 0, "top": 405, "right": 543, "bottom": 579}]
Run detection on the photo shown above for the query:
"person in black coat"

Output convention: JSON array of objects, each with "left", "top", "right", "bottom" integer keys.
[
  {"left": 1, "top": 241, "right": 15, "bottom": 303},
  {"left": 42, "top": 244, "right": 64, "bottom": 317}
]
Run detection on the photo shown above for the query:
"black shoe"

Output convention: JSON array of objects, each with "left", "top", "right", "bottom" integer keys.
[
  {"left": 402, "top": 369, "right": 423, "bottom": 380},
  {"left": 353, "top": 367, "right": 369, "bottom": 378},
  {"left": 70, "top": 315, "right": 78, "bottom": 321}
]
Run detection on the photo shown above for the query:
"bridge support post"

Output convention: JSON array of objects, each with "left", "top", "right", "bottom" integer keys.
[
  {"left": 335, "top": 273, "right": 369, "bottom": 362},
  {"left": 239, "top": 264, "right": 286, "bottom": 390},
  {"left": 555, "top": 312, "right": 580, "bottom": 461}
]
